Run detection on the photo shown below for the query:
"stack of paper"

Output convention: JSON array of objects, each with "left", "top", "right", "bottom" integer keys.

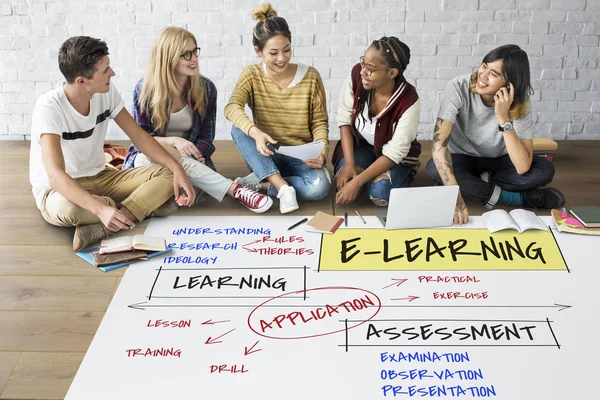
[{"left": 276, "top": 142, "right": 324, "bottom": 160}]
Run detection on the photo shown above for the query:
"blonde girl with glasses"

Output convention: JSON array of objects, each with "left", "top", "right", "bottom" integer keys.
[
  {"left": 333, "top": 36, "right": 422, "bottom": 206},
  {"left": 123, "top": 26, "right": 273, "bottom": 213}
]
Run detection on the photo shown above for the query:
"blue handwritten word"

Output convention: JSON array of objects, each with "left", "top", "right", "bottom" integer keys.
[
  {"left": 168, "top": 242, "right": 238, "bottom": 251},
  {"left": 381, "top": 369, "right": 484, "bottom": 381},
  {"left": 382, "top": 384, "right": 496, "bottom": 397},
  {"left": 163, "top": 256, "right": 217, "bottom": 265},
  {"left": 381, "top": 352, "right": 470, "bottom": 363},
  {"left": 172, "top": 227, "right": 272, "bottom": 236}
]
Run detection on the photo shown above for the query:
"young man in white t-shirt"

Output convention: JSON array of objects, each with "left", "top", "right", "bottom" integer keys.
[{"left": 30, "top": 36, "right": 195, "bottom": 251}]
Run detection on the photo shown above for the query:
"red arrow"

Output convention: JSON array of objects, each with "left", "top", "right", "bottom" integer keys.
[
  {"left": 205, "top": 328, "right": 236, "bottom": 345},
  {"left": 201, "top": 319, "right": 231, "bottom": 325},
  {"left": 391, "top": 295, "right": 420, "bottom": 302},
  {"left": 244, "top": 340, "right": 262, "bottom": 356},
  {"left": 382, "top": 278, "right": 408, "bottom": 289},
  {"left": 242, "top": 239, "right": 262, "bottom": 253}
]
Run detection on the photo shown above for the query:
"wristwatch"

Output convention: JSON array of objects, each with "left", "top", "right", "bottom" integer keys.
[{"left": 498, "top": 120, "right": 514, "bottom": 132}]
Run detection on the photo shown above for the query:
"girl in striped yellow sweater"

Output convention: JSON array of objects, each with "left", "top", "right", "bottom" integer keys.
[{"left": 225, "top": 3, "right": 331, "bottom": 214}]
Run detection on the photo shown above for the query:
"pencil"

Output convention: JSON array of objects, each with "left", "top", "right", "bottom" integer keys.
[{"left": 355, "top": 209, "right": 366, "bottom": 224}]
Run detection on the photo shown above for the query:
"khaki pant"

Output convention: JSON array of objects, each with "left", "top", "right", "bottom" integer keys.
[{"left": 40, "top": 164, "right": 174, "bottom": 227}]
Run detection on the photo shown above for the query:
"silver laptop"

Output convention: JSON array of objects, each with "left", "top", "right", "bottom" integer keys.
[{"left": 378, "top": 186, "right": 459, "bottom": 229}]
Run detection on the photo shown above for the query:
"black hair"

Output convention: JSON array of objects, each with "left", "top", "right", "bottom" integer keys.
[
  {"left": 58, "top": 36, "right": 109, "bottom": 83},
  {"left": 357, "top": 36, "right": 411, "bottom": 128},
  {"left": 480, "top": 44, "right": 534, "bottom": 107}
]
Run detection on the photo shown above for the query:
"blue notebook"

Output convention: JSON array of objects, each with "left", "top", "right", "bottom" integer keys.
[{"left": 76, "top": 247, "right": 171, "bottom": 272}]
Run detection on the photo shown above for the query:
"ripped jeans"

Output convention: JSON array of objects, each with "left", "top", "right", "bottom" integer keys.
[
  {"left": 134, "top": 146, "right": 232, "bottom": 202},
  {"left": 334, "top": 144, "right": 416, "bottom": 205},
  {"left": 231, "top": 126, "right": 331, "bottom": 201}
]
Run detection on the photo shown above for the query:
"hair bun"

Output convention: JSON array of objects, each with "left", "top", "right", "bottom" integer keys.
[{"left": 252, "top": 3, "right": 277, "bottom": 22}]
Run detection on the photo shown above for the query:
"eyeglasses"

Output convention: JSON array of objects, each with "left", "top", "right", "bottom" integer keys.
[
  {"left": 180, "top": 47, "right": 201, "bottom": 61},
  {"left": 359, "top": 56, "right": 388, "bottom": 77}
]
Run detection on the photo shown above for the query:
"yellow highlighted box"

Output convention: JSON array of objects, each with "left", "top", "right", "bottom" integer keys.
[{"left": 319, "top": 229, "right": 567, "bottom": 271}]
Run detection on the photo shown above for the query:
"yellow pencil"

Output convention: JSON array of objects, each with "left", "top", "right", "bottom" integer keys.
[{"left": 355, "top": 209, "right": 366, "bottom": 224}]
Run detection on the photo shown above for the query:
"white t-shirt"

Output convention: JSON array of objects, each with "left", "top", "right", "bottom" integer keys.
[
  {"left": 29, "top": 81, "right": 124, "bottom": 209},
  {"left": 354, "top": 103, "right": 378, "bottom": 145}
]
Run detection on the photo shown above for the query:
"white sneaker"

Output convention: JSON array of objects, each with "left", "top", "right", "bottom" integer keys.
[{"left": 277, "top": 185, "right": 299, "bottom": 214}]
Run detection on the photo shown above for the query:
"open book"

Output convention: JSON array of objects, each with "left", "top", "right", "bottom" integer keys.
[
  {"left": 99, "top": 235, "right": 166, "bottom": 254},
  {"left": 481, "top": 209, "right": 549, "bottom": 234}
]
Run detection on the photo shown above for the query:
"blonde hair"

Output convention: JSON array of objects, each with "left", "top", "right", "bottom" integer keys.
[
  {"left": 139, "top": 26, "right": 207, "bottom": 134},
  {"left": 469, "top": 72, "right": 529, "bottom": 120},
  {"left": 251, "top": 3, "right": 291, "bottom": 51},
  {"left": 252, "top": 2, "right": 277, "bottom": 21}
]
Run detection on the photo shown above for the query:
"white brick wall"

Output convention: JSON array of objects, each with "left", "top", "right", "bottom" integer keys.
[{"left": 0, "top": 0, "right": 599, "bottom": 141}]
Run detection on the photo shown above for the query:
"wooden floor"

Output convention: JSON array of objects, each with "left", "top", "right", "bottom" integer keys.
[{"left": 0, "top": 140, "right": 599, "bottom": 399}]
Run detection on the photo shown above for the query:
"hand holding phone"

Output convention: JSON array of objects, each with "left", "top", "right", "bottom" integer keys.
[{"left": 494, "top": 82, "right": 514, "bottom": 121}]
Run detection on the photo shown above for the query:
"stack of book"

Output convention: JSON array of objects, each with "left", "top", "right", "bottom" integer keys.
[
  {"left": 551, "top": 206, "right": 600, "bottom": 236},
  {"left": 76, "top": 235, "right": 170, "bottom": 272},
  {"left": 533, "top": 138, "right": 558, "bottom": 162}
]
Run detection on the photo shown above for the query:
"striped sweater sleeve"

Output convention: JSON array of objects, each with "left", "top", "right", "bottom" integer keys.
[
  {"left": 309, "top": 68, "right": 329, "bottom": 158},
  {"left": 224, "top": 66, "right": 255, "bottom": 134}
]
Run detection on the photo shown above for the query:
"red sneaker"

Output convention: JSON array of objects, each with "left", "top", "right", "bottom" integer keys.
[{"left": 232, "top": 184, "right": 273, "bottom": 213}]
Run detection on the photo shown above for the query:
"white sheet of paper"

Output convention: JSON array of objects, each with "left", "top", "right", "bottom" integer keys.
[{"left": 276, "top": 141, "right": 324, "bottom": 160}]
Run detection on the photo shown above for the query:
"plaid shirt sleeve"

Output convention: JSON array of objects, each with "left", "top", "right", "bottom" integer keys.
[
  {"left": 186, "top": 76, "right": 216, "bottom": 159},
  {"left": 123, "top": 79, "right": 154, "bottom": 169}
]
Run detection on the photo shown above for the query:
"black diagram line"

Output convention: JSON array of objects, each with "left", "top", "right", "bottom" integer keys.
[
  {"left": 339, "top": 344, "right": 559, "bottom": 348},
  {"left": 342, "top": 318, "right": 554, "bottom": 323},
  {"left": 549, "top": 226, "right": 570, "bottom": 273},
  {"left": 547, "top": 317, "right": 561, "bottom": 349},
  {"left": 345, "top": 318, "right": 349, "bottom": 353},
  {"left": 151, "top": 296, "right": 307, "bottom": 299},
  {"left": 317, "top": 235, "right": 323, "bottom": 273},
  {"left": 156, "top": 266, "right": 307, "bottom": 271},
  {"left": 303, "top": 265, "right": 307, "bottom": 301},
  {"left": 147, "top": 266, "right": 162, "bottom": 300}
]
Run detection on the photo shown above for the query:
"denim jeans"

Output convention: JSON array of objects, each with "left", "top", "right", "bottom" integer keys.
[
  {"left": 334, "top": 144, "right": 417, "bottom": 204},
  {"left": 231, "top": 126, "right": 331, "bottom": 201},
  {"left": 425, "top": 153, "right": 555, "bottom": 209},
  {"left": 134, "top": 146, "right": 232, "bottom": 202}
]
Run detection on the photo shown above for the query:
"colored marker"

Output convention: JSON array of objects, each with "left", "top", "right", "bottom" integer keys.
[
  {"left": 288, "top": 218, "right": 308, "bottom": 231},
  {"left": 344, "top": 212, "right": 348, "bottom": 227},
  {"left": 560, "top": 207, "right": 568, "bottom": 218}
]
